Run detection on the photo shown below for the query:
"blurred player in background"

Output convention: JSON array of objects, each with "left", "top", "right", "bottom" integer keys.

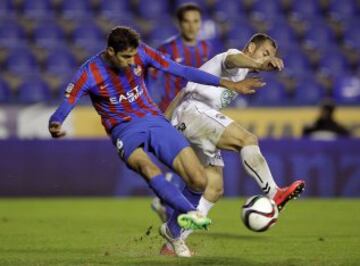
[
  {"left": 48, "top": 26, "right": 264, "bottom": 243},
  {"left": 156, "top": 33, "right": 306, "bottom": 257},
  {"left": 149, "top": 3, "right": 213, "bottom": 112}
]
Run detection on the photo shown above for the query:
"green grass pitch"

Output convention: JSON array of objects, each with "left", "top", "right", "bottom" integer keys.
[{"left": 0, "top": 198, "right": 359, "bottom": 266}]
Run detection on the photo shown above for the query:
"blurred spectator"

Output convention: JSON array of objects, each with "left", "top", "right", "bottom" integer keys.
[{"left": 302, "top": 99, "right": 351, "bottom": 139}]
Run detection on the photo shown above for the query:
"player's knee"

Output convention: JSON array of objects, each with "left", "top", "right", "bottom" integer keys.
[{"left": 211, "top": 185, "right": 224, "bottom": 198}]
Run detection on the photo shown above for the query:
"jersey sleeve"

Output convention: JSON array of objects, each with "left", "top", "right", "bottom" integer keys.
[
  {"left": 141, "top": 43, "right": 221, "bottom": 87},
  {"left": 49, "top": 67, "right": 90, "bottom": 124}
]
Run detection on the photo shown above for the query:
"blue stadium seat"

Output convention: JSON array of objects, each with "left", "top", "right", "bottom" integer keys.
[
  {"left": 0, "top": 20, "right": 25, "bottom": 48},
  {"left": 5, "top": 48, "right": 38, "bottom": 74},
  {"left": 0, "top": 78, "right": 11, "bottom": 103},
  {"left": 252, "top": 0, "right": 281, "bottom": 19},
  {"left": 33, "top": 22, "right": 66, "bottom": 48},
  {"left": 61, "top": 0, "right": 92, "bottom": 19},
  {"left": 329, "top": 0, "right": 358, "bottom": 20},
  {"left": 319, "top": 49, "right": 350, "bottom": 78},
  {"left": 23, "top": 0, "right": 53, "bottom": 19},
  {"left": 148, "top": 25, "right": 178, "bottom": 47},
  {"left": 226, "top": 23, "right": 254, "bottom": 49},
  {"left": 175, "top": 0, "right": 207, "bottom": 7},
  {"left": 72, "top": 23, "right": 105, "bottom": 54},
  {"left": 18, "top": 77, "right": 52, "bottom": 104},
  {"left": 0, "top": 0, "right": 14, "bottom": 16},
  {"left": 304, "top": 20, "right": 335, "bottom": 48},
  {"left": 138, "top": 0, "right": 169, "bottom": 20},
  {"left": 267, "top": 24, "right": 296, "bottom": 50},
  {"left": 99, "top": 0, "right": 130, "bottom": 20},
  {"left": 344, "top": 26, "right": 360, "bottom": 49},
  {"left": 251, "top": 78, "right": 286, "bottom": 106},
  {"left": 214, "top": 0, "right": 245, "bottom": 21},
  {"left": 294, "top": 76, "right": 323, "bottom": 105},
  {"left": 283, "top": 51, "right": 311, "bottom": 77},
  {"left": 46, "top": 50, "right": 77, "bottom": 75},
  {"left": 334, "top": 75, "right": 360, "bottom": 104},
  {"left": 292, "top": 0, "right": 320, "bottom": 19}
]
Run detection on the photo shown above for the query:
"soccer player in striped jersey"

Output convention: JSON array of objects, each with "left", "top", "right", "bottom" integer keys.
[
  {"left": 48, "top": 26, "right": 264, "bottom": 252},
  {"left": 149, "top": 3, "right": 213, "bottom": 112}
]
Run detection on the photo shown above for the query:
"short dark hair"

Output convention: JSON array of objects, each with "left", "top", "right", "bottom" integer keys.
[
  {"left": 107, "top": 26, "right": 140, "bottom": 53},
  {"left": 176, "top": 3, "right": 202, "bottom": 22},
  {"left": 247, "top": 33, "right": 278, "bottom": 50}
]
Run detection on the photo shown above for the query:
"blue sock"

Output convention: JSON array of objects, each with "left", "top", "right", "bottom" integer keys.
[
  {"left": 167, "top": 186, "right": 202, "bottom": 238},
  {"left": 163, "top": 173, "right": 186, "bottom": 221},
  {"left": 149, "top": 175, "right": 195, "bottom": 213}
]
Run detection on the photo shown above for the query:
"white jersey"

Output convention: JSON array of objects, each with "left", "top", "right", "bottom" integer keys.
[{"left": 183, "top": 49, "right": 249, "bottom": 110}]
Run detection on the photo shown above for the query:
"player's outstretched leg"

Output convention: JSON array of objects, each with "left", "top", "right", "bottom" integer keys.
[
  {"left": 127, "top": 148, "right": 198, "bottom": 215},
  {"left": 218, "top": 122, "right": 305, "bottom": 211}
]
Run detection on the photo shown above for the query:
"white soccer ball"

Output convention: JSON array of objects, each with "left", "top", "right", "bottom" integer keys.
[{"left": 241, "top": 195, "right": 279, "bottom": 232}]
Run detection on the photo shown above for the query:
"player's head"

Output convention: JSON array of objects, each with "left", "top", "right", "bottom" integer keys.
[
  {"left": 244, "top": 33, "right": 277, "bottom": 60},
  {"left": 176, "top": 3, "right": 202, "bottom": 43},
  {"left": 106, "top": 26, "right": 140, "bottom": 69}
]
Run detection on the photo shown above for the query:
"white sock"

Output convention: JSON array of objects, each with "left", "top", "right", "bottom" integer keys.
[
  {"left": 181, "top": 196, "right": 215, "bottom": 240},
  {"left": 240, "top": 145, "right": 278, "bottom": 198},
  {"left": 197, "top": 196, "right": 215, "bottom": 216}
]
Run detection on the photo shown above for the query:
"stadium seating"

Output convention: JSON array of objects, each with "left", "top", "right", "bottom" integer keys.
[
  {"left": 214, "top": 0, "right": 246, "bottom": 21},
  {"left": 61, "top": 0, "right": 92, "bottom": 19},
  {"left": 293, "top": 76, "right": 324, "bottom": 105},
  {"left": 0, "top": 19, "right": 26, "bottom": 48},
  {"left": 0, "top": 0, "right": 358, "bottom": 105},
  {"left": 99, "top": 0, "right": 131, "bottom": 19},
  {"left": 45, "top": 50, "right": 76, "bottom": 76},
  {"left": 72, "top": 22, "right": 105, "bottom": 54},
  {"left": 328, "top": 0, "right": 358, "bottom": 20},
  {"left": 252, "top": 0, "right": 282, "bottom": 19},
  {"left": 138, "top": 0, "right": 170, "bottom": 20},
  {"left": 292, "top": 0, "right": 321, "bottom": 19},
  {"left": 33, "top": 21, "right": 66, "bottom": 48},
  {"left": 23, "top": 0, "right": 53, "bottom": 19},
  {"left": 18, "top": 76, "right": 52, "bottom": 103},
  {"left": 0, "top": 78, "right": 11, "bottom": 103},
  {"left": 5, "top": 48, "right": 38, "bottom": 74},
  {"left": 0, "top": 0, "right": 14, "bottom": 17}
]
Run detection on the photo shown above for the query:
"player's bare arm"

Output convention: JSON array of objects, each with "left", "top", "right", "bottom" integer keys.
[
  {"left": 48, "top": 122, "right": 66, "bottom": 138},
  {"left": 164, "top": 90, "right": 185, "bottom": 120},
  {"left": 225, "top": 53, "right": 284, "bottom": 72},
  {"left": 220, "top": 77, "right": 266, "bottom": 95}
]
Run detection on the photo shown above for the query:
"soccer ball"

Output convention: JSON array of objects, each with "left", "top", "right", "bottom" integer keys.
[{"left": 241, "top": 195, "right": 279, "bottom": 232}]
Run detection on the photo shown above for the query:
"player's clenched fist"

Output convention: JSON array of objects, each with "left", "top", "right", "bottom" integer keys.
[{"left": 48, "top": 122, "right": 66, "bottom": 138}]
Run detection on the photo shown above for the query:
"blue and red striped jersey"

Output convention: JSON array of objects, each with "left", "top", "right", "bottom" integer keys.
[
  {"left": 50, "top": 42, "right": 220, "bottom": 134},
  {"left": 149, "top": 35, "right": 213, "bottom": 111}
]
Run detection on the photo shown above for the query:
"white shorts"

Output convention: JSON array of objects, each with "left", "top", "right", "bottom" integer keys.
[{"left": 171, "top": 100, "right": 233, "bottom": 167}]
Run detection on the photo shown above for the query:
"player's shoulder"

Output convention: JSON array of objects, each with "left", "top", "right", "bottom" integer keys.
[
  {"left": 78, "top": 51, "right": 103, "bottom": 73},
  {"left": 225, "top": 48, "right": 242, "bottom": 55},
  {"left": 159, "top": 35, "right": 180, "bottom": 48}
]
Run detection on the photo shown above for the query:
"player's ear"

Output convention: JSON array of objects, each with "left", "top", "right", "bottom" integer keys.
[
  {"left": 247, "top": 42, "right": 256, "bottom": 55},
  {"left": 107, "top": 47, "right": 115, "bottom": 57}
]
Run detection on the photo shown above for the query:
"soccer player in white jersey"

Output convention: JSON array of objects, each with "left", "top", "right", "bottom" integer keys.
[{"left": 157, "top": 33, "right": 305, "bottom": 257}]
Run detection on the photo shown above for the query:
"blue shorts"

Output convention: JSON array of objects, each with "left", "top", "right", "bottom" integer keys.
[{"left": 111, "top": 115, "right": 190, "bottom": 168}]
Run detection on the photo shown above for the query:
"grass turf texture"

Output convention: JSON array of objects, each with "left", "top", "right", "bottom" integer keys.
[{"left": 0, "top": 198, "right": 359, "bottom": 266}]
